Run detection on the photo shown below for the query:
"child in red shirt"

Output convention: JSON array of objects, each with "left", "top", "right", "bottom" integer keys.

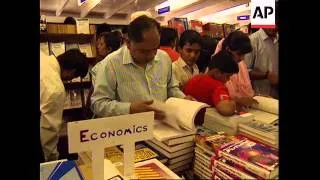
[{"left": 184, "top": 51, "right": 239, "bottom": 116}]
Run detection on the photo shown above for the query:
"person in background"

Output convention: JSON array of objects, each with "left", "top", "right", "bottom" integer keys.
[
  {"left": 173, "top": 30, "right": 202, "bottom": 90},
  {"left": 197, "top": 35, "right": 218, "bottom": 73},
  {"left": 159, "top": 27, "right": 180, "bottom": 62},
  {"left": 63, "top": 16, "right": 76, "bottom": 24},
  {"left": 244, "top": 28, "right": 278, "bottom": 99},
  {"left": 40, "top": 49, "right": 88, "bottom": 161},
  {"left": 184, "top": 51, "right": 239, "bottom": 116},
  {"left": 96, "top": 23, "right": 111, "bottom": 37},
  {"left": 85, "top": 31, "right": 122, "bottom": 119},
  {"left": 91, "top": 15, "right": 193, "bottom": 119},
  {"left": 244, "top": 2, "right": 279, "bottom": 99},
  {"left": 96, "top": 31, "right": 122, "bottom": 62},
  {"left": 213, "top": 31, "right": 257, "bottom": 110},
  {"left": 121, "top": 26, "right": 128, "bottom": 42}
]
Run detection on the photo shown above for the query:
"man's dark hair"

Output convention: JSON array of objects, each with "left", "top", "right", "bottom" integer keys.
[
  {"left": 64, "top": 17, "right": 76, "bottom": 24},
  {"left": 160, "top": 27, "right": 178, "bottom": 46},
  {"left": 96, "top": 23, "right": 112, "bottom": 37},
  {"left": 178, "top": 30, "right": 202, "bottom": 48},
  {"left": 128, "top": 15, "right": 160, "bottom": 43},
  {"left": 57, "top": 49, "right": 89, "bottom": 78},
  {"left": 121, "top": 26, "right": 128, "bottom": 34},
  {"left": 98, "top": 32, "right": 121, "bottom": 52},
  {"left": 208, "top": 50, "right": 239, "bottom": 74},
  {"left": 222, "top": 31, "right": 252, "bottom": 54},
  {"left": 197, "top": 35, "right": 218, "bottom": 73}
]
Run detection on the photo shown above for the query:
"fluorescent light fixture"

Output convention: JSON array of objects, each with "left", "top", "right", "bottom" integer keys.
[
  {"left": 155, "top": 0, "right": 199, "bottom": 12},
  {"left": 199, "top": 3, "right": 250, "bottom": 24}
]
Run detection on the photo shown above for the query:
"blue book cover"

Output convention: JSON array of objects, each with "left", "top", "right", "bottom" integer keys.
[{"left": 40, "top": 159, "right": 84, "bottom": 180}]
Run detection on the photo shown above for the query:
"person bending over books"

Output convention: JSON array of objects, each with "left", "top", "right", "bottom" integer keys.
[
  {"left": 184, "top": 51, "right": 255, "bottom": 116},
  {"left": 213, "top": 31, "right": 258, "bottom": 111},
  {"left": 91, "top": 15, "right": 194, "bottom": 119}
]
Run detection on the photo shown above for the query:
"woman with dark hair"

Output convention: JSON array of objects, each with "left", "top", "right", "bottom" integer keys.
[{"left": 213, "top": 31, "right": 258, "bottom": 110}]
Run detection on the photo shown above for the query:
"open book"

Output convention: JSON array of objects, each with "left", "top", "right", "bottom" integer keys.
[
  {"left": 248, "top": 96, "right": 279, "bottom": 124},
  {"left": 150, "top": 97, "right": 209, "bottom": 141}
]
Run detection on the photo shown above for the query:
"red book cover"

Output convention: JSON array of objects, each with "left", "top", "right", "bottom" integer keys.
[{"left": 190, "top": 20, "right": 203, "bottom": 35}]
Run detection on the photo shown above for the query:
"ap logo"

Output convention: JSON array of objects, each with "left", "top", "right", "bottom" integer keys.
[{"left": 251, "top": 0, "right": 276, "bottom": 29}]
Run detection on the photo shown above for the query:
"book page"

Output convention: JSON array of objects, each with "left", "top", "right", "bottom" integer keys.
[
  {"left": 50, "top": 42, "right": 65, "bottom": 56},
  {"left": 247, "top": 109, "right": 278, "bottom": 124},
  {"left": 76, "top": 18, "right": 90, "bottom": 34},
  {"left": 165, "top": 98, "right": 209, "bottom": 130},
  {"left": 79, "top": 43, "right": 93, "bottom": 57},
  {"left": 150, "top": 100, "right": 181, "bottom": 130},
  {"left": 252, "top": 96, "right": 278, "bottom": 115},
  {"left": 153, "top": 123, "right": 196, "bottom": 141}
]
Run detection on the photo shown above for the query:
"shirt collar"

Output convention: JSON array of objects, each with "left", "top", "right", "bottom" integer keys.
[
  {"left": 176, "top": 57, "right": 197, "bottom": 70},
  {"left": 258, "top": 28, "right": 269, "bottom": 41},
  {"left": 122, "top": 46, "right": 160, "bottom": 65}
]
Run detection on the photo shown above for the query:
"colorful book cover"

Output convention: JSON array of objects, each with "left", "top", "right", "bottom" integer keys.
[
  {"left": 168, "top": 18, "right": 189, "bottom": 36},
  {"left": 220, "top": 139, "right": 279, "bottom": 178},
  {"left": 213, "top": 158, "right": 255, "bottom": 179},
  {"left": 195, "top": 133, "right": 244, "bottom": 156},
  {"left": 213, "top": 166, "right": 233, "bottom": 180},
  {"left": 219, "top": 157, "right": 264, "bottom": 179},
  {"left": 40, "top": 159, "right": 84, "bottom": 180},
  {"left": 134, "top": 159, "right": 181, "bottom": 179},
  {"left": 104, "top": 142, "right": 167, "bottom": 165},
  {"left": 189, "top": 20, "right": 203, "bottom": 35}
]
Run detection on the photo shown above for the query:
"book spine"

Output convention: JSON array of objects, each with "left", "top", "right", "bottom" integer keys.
[
  {"left": 213, "top": 167, "right": 233, "bottom": 180},
  {"left": 219, "top": 150, "right": 272, "bottom": 179},
  {"left": 213, "top": 159, "right": 255, "bottom": 179},
  {"left": 221, "top": 157, "right": 264, "bottom": 179},
  {"left": 194, "top": 156, "right": 212, "bottom": 172}
]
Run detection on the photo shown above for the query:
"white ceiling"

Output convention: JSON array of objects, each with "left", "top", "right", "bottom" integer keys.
[{"left": 40, "top": 0, "right": 251, "bottom": 25}]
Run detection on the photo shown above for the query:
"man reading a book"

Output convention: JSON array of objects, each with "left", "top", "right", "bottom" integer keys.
[
  {"left": 185, "top": 51, "right": 247, "bottom": 116},
  {"left": 91, "top": 15, "right": 193, "bottom": 119}
]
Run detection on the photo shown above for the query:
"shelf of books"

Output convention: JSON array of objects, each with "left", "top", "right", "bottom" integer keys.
[
  {"left": 41, "top": 96, "right": 279, "bottom": 179},
  {"left": 40, "top": 33, "right": 94, "bottom": 43}
]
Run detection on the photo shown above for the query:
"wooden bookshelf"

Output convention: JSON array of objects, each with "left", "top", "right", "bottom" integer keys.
[{"left": 40, "top": 33, "right": 94, "bottom": 43}]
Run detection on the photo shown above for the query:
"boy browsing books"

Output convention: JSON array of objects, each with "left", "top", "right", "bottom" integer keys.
[{"left": 184, "top": 51, "right": 244, "bottom": 116}]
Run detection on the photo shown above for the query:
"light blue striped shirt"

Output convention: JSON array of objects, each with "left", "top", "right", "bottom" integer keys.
[{"left": 91, "top": 46, "right": 186, "bottom": 117}]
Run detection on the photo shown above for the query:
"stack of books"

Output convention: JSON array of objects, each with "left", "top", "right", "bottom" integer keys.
[
  {"left": 239, "top": 120, "right": 279, "bottom": 148},
  {"left": 149, "top": 97, "right": 209, "bottom": 174},
  {"left": 203, "top": 108, "right": 254, "bottom": 135},
  {"left": 248, "top": 96, "right": 279, "bottom": 125},
  {"left": 212, "top": 138, "right": 279, "bottom": 179},
  {"left": 193, "top": 128, "right": 243, "bottom": 179},
  {"left": 145, "top": 133, "right": 195, "bottom": 174}
]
